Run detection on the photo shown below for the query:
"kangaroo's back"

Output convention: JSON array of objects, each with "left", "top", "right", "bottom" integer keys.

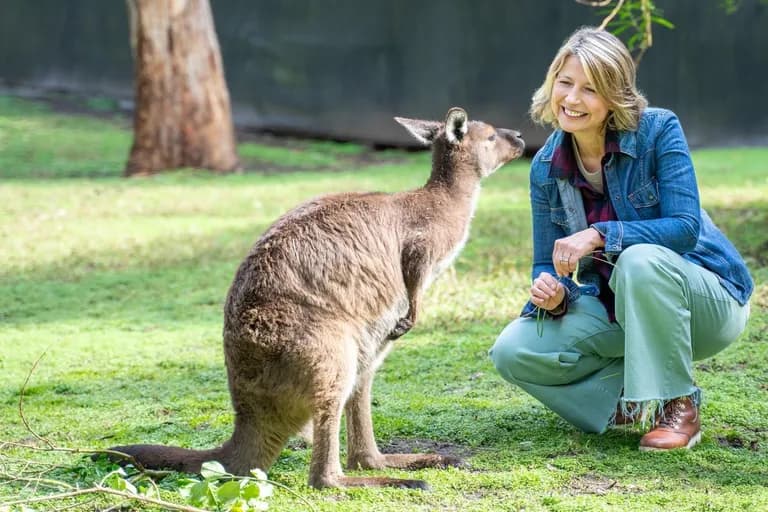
[{"left": 224, "top": 191, "right": 406, "bottom": 335}]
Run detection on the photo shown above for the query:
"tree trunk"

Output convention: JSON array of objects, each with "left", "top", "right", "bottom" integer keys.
[{"left": 125, "top": 0, "right": 239, "bottom": 176}]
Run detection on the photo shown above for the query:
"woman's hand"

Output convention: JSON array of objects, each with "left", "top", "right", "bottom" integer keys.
[
  {"left": 530, "top": 272, "right": 566, "bottom": 311},
  {"left": 552, "top": 227, "right": 605, "bottom": 277}
]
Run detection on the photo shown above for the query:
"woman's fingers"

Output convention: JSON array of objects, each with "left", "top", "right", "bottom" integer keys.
[
  {"left": 531, "top": 273, "right": 562, "bottom": 308},
  {"left": 530, "top": 273, "right": 566, "bottom": 311}
]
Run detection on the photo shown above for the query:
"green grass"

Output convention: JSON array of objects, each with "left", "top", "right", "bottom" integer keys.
[{"left": 1, "top": 96, "right": 767, "bottom": 511}]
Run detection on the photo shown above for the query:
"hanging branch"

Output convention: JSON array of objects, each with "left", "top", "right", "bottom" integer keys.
[
  {"left": 576, "top": 0, "right": 674, "bottom": 66},
  {"left": 597, "top": 0, "right": 626, "bottom": 29}
]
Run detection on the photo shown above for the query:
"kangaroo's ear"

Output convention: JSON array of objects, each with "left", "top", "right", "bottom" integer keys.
[
  {"left": 394, "top": 117, "right": 442, "bottom": 145},
  {"left": 444, "top": 107, "right": 468, "bottom": 145}
]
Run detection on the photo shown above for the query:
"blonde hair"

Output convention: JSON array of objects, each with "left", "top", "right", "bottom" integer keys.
[{"left": 530, "top": 27, "right": 647, "bottom": 132}]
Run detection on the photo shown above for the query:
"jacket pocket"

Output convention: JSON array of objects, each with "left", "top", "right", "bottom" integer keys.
[
  {"left": 550, "top": 207, "right": 568, "bottom": 227},
  {"left": 628, "top": 179, "right": 659, "bottom": 208}
]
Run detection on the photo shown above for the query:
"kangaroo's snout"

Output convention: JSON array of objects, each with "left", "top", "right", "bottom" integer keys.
[{"left": 499, "top": 128, "right": 525, "bottom": 149}]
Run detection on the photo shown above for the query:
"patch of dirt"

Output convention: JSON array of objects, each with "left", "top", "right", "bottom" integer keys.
[
  {"left": 695, "top": 360, "right": 748, "bottom": 373},
  {"left": 379, "top": 438, "right": 476, "bottom": 460},
  {"left": 717, "top": 436, "right": 760, "bottom": 451}
]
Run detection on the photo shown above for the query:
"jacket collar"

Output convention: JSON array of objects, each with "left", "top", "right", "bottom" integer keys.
[{"left": 539, "top": 128, "right": 638, "bottom": 164}]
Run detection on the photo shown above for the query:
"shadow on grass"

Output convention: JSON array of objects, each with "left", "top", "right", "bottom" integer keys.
[
  {"left": 0, "top": 222, "right": 267, "bottom": 327},
  {"left": 0, "top": 219, "right": 527, "bottom": 330}
]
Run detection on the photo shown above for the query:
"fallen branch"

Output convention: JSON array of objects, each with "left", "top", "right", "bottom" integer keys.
[
  {"left": 0, "top": 470, "right": 74, "bottom": 490},
  {"left": 18, "top": 350, "right": 55, "bottom": 449},
  {"left": 9, "top": 350, "right": 162, "bottom": 475},
  {"left": 0, "top": 486, "right": 210, "bottom": 512}
]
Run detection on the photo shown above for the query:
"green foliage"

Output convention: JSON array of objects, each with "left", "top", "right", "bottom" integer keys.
[
  {"left": 602, "top": 1, "right": 672, "bottom": 51},
  {"left": 581, "top": 0, "right": 673, "bottom": 63},
  {"left": 180, "top": 462, "right": 273, "bottom": 511},
  {"left": 1, "top": 96, "right": 767, "bottom": 511}
]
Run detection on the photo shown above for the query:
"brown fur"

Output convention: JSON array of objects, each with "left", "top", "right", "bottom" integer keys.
[{"left": 108, "top": 107, "right": 524, "bottom": 489}]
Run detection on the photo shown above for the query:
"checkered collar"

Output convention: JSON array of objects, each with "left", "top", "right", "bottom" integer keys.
[{"left": 549, "top": 131, "right": 621, "bottom": 180}]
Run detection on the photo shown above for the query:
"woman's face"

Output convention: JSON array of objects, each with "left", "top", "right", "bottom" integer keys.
[{"left": 550, "top": 54, "right": 610, "bottom": 139}]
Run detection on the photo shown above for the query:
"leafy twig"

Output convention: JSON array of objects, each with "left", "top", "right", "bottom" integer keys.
[{"left": 597, "top": 0, "right": 626, "bottom": 29}]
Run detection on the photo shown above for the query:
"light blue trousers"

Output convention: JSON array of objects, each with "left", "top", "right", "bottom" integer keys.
[{"left": 489, "top": 244, "right": 750, "bottom": 433}]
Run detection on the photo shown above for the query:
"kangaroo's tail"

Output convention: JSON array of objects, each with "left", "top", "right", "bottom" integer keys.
[{"left": 101, "top": 443, "right": 229, "bottom": 474}]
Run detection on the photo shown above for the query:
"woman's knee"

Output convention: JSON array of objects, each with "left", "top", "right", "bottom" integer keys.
[
  {"left": 612, "top": 244, "right": 681, "bottom": 287},
  {"left": 489, "top": 320, "right": 535, "bottom": 383}
]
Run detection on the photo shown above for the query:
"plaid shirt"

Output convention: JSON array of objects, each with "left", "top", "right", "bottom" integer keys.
[{"left": 550, "top": 132, "right": 621, "bottom": 321}]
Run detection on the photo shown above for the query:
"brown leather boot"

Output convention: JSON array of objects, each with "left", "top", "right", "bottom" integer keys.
[
  {"left": 611, "top": 402, "right": 638, "bottom": 426},
  {"left": 639, "top": 396, "right": 701, "bottom": 451}
]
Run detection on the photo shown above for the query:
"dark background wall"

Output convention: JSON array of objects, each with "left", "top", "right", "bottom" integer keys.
[{"left": 1, "top": 0, "right": 767, "bottom": 148}]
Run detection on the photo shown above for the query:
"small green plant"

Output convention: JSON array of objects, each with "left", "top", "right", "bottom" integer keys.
[{"left": 179, "top": 461, "right": 273, "bottom": 512}]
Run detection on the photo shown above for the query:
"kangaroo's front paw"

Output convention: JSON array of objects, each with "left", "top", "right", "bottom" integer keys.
[{"left": 386, "top": 317, "right": 413, "bottom": 340}]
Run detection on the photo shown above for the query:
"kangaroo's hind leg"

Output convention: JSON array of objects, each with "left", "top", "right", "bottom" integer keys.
[
  {"left": 345, "top": 367, "right": 464, "bottom": 473},
  {"left": 306, "top": 335, "right": 427, "bottom": 489},
  {"left": 221, "top": 373, "right": 311, "bottom": 476}
]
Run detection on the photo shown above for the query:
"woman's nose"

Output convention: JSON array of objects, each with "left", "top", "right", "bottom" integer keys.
[{"left": 564, "top": 91, "right": 579, "bottom": 105}]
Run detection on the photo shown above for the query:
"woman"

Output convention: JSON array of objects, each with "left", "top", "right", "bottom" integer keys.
[{"left": 489, "top": 27, "right": 753, "bottom": 450}]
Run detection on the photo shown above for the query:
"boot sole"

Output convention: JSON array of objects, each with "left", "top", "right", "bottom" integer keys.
[{"left": 639, "top": 430, "right": 701, "bottom": 452}]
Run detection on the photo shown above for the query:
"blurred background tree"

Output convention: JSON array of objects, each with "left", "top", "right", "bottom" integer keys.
[{"left": 125, "top": 0, "right": 239, "bottom": 176}]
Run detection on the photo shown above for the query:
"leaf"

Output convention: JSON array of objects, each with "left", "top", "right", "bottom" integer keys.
[
  {"left": 103, "top": 472, "right": 127, "bottom": 492},
  {"left": 201, "top": 460, "right": 228, "bottom": 479},
  {"left": 241, "top": 482, "right": 261, "bottom": 500},
  {"left": 187, "top": 480, "right": 213, "bottom": 506},
  {"left": 217, "top": 480, "right": 243, "bottom": 503},
  {"left": 651, "top": 16, "right": 675, "bottom": 28}
]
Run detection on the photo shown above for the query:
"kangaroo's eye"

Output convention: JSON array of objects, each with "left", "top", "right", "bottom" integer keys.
[{"left": 487, "top": 134, "right": 496, "bottom": 142}]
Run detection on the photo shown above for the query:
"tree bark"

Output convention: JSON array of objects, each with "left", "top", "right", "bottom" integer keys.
[{"left": 125, "top": 0, "right": 239, "bottom": 176}]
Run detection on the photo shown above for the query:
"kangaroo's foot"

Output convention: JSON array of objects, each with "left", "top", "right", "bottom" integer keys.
[
  {"left": 348, "top": 452, "right": 465, "bottom": 471},
  {"left": 386, "top": 317, "right": 413, "bottom": 340}
]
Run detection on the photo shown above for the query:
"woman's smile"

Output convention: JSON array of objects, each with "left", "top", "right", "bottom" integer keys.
[{"left": 562, "top": 106, "right": 588, "bottom": 119}]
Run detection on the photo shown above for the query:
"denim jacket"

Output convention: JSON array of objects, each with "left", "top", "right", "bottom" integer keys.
[{"left": 520, "top": 107, "right": 754, "bottom": 318}]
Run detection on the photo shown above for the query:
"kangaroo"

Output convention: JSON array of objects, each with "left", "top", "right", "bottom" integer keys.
[{"left": 108, "top": 107, "right": 524, "bottom": 489}]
